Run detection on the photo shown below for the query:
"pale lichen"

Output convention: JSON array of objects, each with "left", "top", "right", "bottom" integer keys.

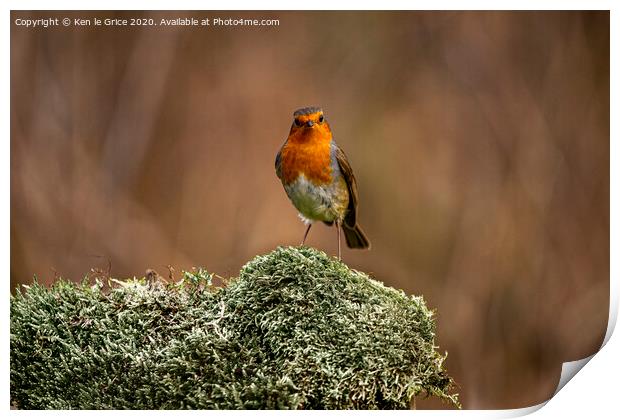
[{"left": 10, "top": 246, "right": 459, "bottom": 409}]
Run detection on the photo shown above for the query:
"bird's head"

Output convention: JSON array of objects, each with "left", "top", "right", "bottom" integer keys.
[{"left": 288, "top": 106, "right": 332, "bottom": 143}]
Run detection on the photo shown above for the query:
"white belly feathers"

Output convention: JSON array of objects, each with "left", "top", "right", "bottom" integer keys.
[{"left": 283, "top": 174, "right": 346, "bottom": 224}]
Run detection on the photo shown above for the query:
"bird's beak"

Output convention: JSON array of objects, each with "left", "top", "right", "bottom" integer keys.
[{"left": 306, "top": 121, "right": 314, "bottom": 127}]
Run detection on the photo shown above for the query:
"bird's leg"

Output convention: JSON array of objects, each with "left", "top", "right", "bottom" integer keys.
[
  {"left": 301, "top": 223, "right": 312, "bottom": 246},
  {"left": 335, "top": 221, "right": 341, "bottom": 261}
]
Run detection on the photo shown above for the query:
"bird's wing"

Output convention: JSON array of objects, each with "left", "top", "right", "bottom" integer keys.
[
  {"left": 335, "top": 143, "right": 359, "bottom": 228},
  {"left": 275, "top": 147, "right": 283, "bottom": 179}
]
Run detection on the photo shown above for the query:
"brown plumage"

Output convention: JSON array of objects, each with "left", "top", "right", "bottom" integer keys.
[{"left": 334, "top": 146, "right": 370, "bottom": 249}]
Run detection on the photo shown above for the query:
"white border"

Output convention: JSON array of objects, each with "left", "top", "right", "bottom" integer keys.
[
  {"left": 3, "top": 1, "right": 616, "bottom": 418},
  {"left": 1, "top": 0, "right": 618, "bottom": 10}
]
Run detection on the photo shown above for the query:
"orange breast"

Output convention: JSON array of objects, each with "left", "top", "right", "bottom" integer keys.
[{"left": 280, "top": 138, "right": 333, "bottom": 185}]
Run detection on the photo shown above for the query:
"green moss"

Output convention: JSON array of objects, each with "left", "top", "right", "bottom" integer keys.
[{"left": 10, "top": 246, "right": 459, "bottom": 409}]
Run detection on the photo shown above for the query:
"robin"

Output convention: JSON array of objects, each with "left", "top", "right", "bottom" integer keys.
[{"left": 275, "top": 106, "right": 370, "bottom": 259}]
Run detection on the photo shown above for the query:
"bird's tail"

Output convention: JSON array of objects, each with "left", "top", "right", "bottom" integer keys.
[{"left": 342, "top": 224, "right": 371, "bottom": 249}]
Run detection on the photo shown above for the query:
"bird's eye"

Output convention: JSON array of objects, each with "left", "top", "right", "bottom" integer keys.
[
  {"left": 294, "top": 118, "right": 302, "bottom": 127},
  {"left": 318, "top": 115, "right": 324, "bottom": 123}
]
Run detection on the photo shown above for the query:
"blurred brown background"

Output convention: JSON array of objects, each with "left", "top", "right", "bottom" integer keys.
[{"left": 10, "top": 11, "right": 609, "bottom": 409}]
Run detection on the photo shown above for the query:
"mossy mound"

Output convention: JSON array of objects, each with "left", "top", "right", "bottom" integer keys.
[{"left": 10, "top": 246, "right": 459, "bottom": 409}]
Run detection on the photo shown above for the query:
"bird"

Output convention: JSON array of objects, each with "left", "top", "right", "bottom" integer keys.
[{"left": 275, "top": 106, "right": 370, "bottom": 259}]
